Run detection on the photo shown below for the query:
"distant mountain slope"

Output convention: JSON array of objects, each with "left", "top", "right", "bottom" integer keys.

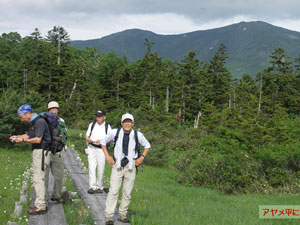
[{"left": 69, "top": 21, "right": 300, "bottom": 77}]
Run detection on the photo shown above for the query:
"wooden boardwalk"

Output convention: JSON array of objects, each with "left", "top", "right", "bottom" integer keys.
[
  {"left": 29, "top": 172, "right": 67, "bottom": 225},
  {"left": 27, "top": 147, "right": 129, "bottom": 225},
  {"left": 64, "top": 147, "right": 129, "bottom": 225}
]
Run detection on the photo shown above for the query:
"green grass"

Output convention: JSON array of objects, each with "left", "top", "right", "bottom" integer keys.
[
  {"left": 76, "top": 147, "right": 300, "bottom": 225},
  {"left": 129, "top": 166, "right": 300, "bottom": 225},
  {"left": 63, "top": 173, "right": 94, "bottom": 224},
  {"left": 68, "top": 129, "right": 300, "bottom": 225},
  {"left": 67, "top": 128, "right": 86, "bottom": 137},
  {"left": 0, "top": 147, "right": 32, "bottom": 224}
]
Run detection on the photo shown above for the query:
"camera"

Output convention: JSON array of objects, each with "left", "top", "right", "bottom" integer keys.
[
  {"left": 9, "top": 137, "right": 16, "bottom": 143},
  {"left": 121, "top": 157, "right": 129, "bottom": 167}
]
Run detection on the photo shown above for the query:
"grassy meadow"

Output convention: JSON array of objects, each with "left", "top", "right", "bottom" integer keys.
[
  {"left": 63, "top": 174, "right": 94, "bottom": 224},
  {"left": 0, "top": 137, "right": 94, "bottom": 225},
  {"left": 0, "top": 147, "right": 32, "bottom": 224},
  {"left": 68, "top": 128, "right": 300, "bottom": 225},
  {"left": 2, "top": 129, "right": 300, "bottom": 225}
]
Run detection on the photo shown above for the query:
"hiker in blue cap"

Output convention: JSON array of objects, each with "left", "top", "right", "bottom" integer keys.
[{"left": 9, "top": 104, "right": 51, "bottom": 215}]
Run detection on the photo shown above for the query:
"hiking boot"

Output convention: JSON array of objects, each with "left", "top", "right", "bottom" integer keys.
[
  {"left": 29, "top": 205, "right": 37, "bottom": 209},
  {"left": 105, "top": 220, "right": 114, "bottom": 225},
  {"left": 51, "top": 197, "right": 65, "bottom": 203},
  {"left": 87, "top": 188, "right": 96, "bottom": 194},
  {"left": 29, "top": 205, "right": 48, "bottom": 210},
  {"left": 118, "top": 216, "right": 130, "bottom": 223},
  {"left": 103, "top": 187, "right": 109, "bottom": 193},
  {"left": 96, "top": 188, "right": 103, "bottom": 193},
  {"left": 28, "top": 207, "right": 47, "bottom": 215}
]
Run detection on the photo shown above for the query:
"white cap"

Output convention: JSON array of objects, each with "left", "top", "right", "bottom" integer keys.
[
  {"left": 121, "top": 113, "right": 134, "bottom": 122},
  {"left": 48, "top": 101, "right": 60, "bottom": 110}
]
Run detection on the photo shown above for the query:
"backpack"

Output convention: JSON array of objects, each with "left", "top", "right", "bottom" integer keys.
[
  {"left": 88, "top": 121, "right": 110, "bottom": 148},
  {"left": 113, "top": 128, "right": 141, "bottom": 157},
  {"left": 39, "top": 112, "right": 67, "bottom": 155},
  {"left": 89, "top": 120, "right": 109, "bottom": 137}
]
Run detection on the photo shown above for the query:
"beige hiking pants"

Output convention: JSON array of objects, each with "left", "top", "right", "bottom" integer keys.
[
  {"left": 32, "top": 149, "right": 50, "bottom": 210},
  {"left": 105, "top": 164, "right": 136, "bottom": 219}
]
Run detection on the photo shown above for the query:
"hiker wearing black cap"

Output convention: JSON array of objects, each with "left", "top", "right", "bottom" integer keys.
[
  {"left": 101, "top": 113, "right": 151, "bottom": 225},
  {"left": 85, "top": 110, "right": 111, "bottom": 194},
  {"left": 9, "top": 104, "right": 51, "bottom": 215},
  {"left": 46, "top": 101, "right": 66, "bottom": 203}
]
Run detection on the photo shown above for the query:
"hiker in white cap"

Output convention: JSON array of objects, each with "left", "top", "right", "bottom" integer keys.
[
  {"left": 101, "top": 113, "right": 151, "bottom": 225},
  {"left": 85, "top": 110, "right": 111, "bottom": 194},
  {"left": 46, "top": 101, "right": 67, "bottom": 203}
]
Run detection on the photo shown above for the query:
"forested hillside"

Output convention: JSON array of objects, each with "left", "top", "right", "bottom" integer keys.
[
  {"left": 1, "top": 27, "right": 300, "bottom": 194},
  {"left": 69, "top": 21, "right": 300, "bottom": 77}
]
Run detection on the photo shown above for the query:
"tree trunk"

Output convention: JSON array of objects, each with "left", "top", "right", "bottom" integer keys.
[
  {"left": 233, "top": 87, "right": 236, "bottom": 109},
  {"left": 165, "top": 86, "right": 169, "bottom": 112},
  {"left": 48, "top": 72, "right": 51, "bottom": 100},
  {"left": 194, "top": 111, "right": 202, "bottom": 128},
  {"left": 48, "top": 54, "right": 52, "bottom": 100},
  {"left": 69, "top": 81, "right": 77, "bottom": 101},
  {"left": 182, "top": 87, "right": 185, "bottom": 122},
  {"left": 23, "top": 68, "right": 27, "bottom": 96},
  {"left": 69, "top": 68, "right": 85, "bottom": 101},
  {"left": 57, "top": 32, "right": 61, "bottom": 65},
  {"left": 117, "top": 76, "right": 119, "bottom": 106},
  {"left": 152, "top": 97, "right": 155, "bottom": 110},
  {"left": 149, "top": 88, "right": 152, "bottom": 105},
  {"left": 258, "top": 73, "right": 263, "bottom": 114}
]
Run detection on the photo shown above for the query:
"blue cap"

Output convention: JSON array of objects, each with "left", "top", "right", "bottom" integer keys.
[{"left": 17, "top": 104, "right": 33, "bottom": 114}]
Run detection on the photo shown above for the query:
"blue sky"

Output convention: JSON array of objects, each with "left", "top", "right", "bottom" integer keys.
[{"left": 1, "top": 0, "right": 300, "bottom": 40}]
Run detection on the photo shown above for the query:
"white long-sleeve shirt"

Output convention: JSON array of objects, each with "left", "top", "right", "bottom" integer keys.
[
  {"left": 86, "top": 122, "right": 111, "bottom": 144},
  {"left": 101, "top": 128, "right": 151, "bottom": 159}
]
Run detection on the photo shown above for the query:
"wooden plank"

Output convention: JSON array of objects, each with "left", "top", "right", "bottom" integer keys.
[
  {"left": 29, "top": 170, "right": 67, "bottom": 225},
  {"left": 64, "top": 147, "right": 130, "bottom": 225},
  {"left": 47, "top": 202, "right": 67, "bottom": 225}
]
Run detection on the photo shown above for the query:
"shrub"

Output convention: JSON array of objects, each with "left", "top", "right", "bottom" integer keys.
[{"left": 175, "top": 136, "right": 261, "bottom": 194}]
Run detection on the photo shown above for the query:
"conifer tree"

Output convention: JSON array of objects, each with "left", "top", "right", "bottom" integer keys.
[
  {"left": 45, "top": 26, "right": 71, "bottom": 65},
  {"left": 207, "top": 43, "right": 231, "bottom": 108}
]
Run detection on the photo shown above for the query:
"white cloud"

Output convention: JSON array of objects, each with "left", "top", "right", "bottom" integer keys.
[
  {"left": 67, "top": 14, "right": 256, "bottom": 40},
  {"left": 0, "top": 0, "right": 300, "bottom": 40},
  {"left": 271, "top": 19, "right": 300, "bottom": 33}
]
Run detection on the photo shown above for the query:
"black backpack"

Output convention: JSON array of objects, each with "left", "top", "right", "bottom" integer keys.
[
  {"left": 89, "top": 121, "right": 109, "bottom": 137},
  {"left": 39, "top": 112, "right": 67, "bottom": 155},
  {"left": 88, "top": 121, "right": 110, "bottom": 148}
]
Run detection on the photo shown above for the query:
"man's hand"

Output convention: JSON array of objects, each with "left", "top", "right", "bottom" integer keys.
[
  {"left": 135, "top": 156, "right": 144, "bottom": 167},
  {"left": 9, "top": 136, "right": 23, "bottom": 144},
  {"left": 106, "top": 155, "right": 115, "bottom": 166},
  {"left": 9, "top": 135, "right": 18, "bottom": 140},
  {"left": 14, "top": 138, "right": 23, "bottom": 143},
  {"left": 86, "top": 138, "right": 93, "bottom": 144},
  {"left": 94, "top": 139, "right": 101, "bottom": 144}
]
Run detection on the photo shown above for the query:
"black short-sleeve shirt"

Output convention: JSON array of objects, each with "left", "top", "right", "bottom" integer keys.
[{"left": 28, "top": 117, "right": 51, "bottom": 149}]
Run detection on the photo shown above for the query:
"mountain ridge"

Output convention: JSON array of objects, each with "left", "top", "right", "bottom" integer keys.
[{"left": 69, "top": 21, "right": 300, "bottom": 77}]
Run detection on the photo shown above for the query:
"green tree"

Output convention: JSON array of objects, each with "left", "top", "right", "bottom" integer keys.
[
  {"left": 260, "top": 48, "right": 298, "bottom": 114},
  {"left": 207, "top": 43, "right": 231, "bottom": 108},
  {"left": 45, "top": 26, "right": 71, "bottom": 65},
  {"left": 0, "top": 32, "right": 23, "bottom": 94}
]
